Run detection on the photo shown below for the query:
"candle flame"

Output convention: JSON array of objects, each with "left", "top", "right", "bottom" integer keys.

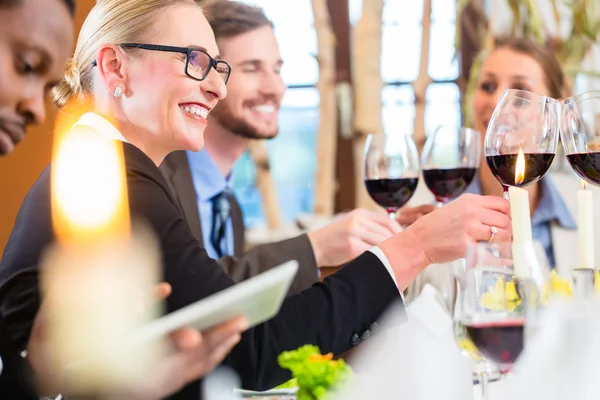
[
  {"left": 581, "top": 179, "right": 588, "bottom": 190},
  {"left": 515, "top": 148, "right": 525, "bottom": 186},
  {"left": 51, "top": 102, "right": 130, "bottom": 245}
]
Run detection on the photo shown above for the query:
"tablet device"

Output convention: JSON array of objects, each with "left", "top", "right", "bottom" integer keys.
[{"left": 134, "top": 260, "right": 299, "bottom": 343}]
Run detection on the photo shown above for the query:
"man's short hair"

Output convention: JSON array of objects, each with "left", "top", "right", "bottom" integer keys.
[
  {"left": 203, "top": 0, "right": 273, "bottom": 41},
  {"left": 0, "top": 0, "right": 75, "bottom": 16}
]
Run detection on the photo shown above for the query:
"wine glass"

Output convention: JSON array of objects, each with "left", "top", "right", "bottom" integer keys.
[
  {"left": 453, "top": 259, "right": 493, "bottom": 400},
  {"left": 459, "top": 241, "right": 550, "bottom": 376},
  {"left": 363, "top": 133, "right": 420, "bottom": 219},
  {"left": 561, "top": 90, "right": 600, "bottom": 187},
  {"left": 484, "top": 89, "right": 561, "bottom": 200},
  {"left": 421, "top": 126, "right": 481, "bottom": 207}
]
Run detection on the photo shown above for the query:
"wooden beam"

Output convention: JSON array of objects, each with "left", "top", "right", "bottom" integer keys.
[
  {"left": 412, "top": 0, "right": 433, "bottom": 150},
  {"left": 352, "top": 0, "right": 384, "bottom": 210},
  {"left": 312, "top": 0, "right": 338, "bottom": 217},
  {"left": 327, "top": 0, "right": 356, "bottom": 212},
  {"left": 459, "top": 0, "right": 487, "bottom": 127},
  {"left": 246, "top": 141, "right": 282, "bottom": 230}
]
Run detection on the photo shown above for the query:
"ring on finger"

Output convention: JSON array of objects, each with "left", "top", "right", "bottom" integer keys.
[{"left": 488, "top": 226, "right": 498, "bottom": 242}]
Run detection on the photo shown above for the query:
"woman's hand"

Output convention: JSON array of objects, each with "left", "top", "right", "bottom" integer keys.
[{"left": 29, "top": 283, "right": 248, "bottom": 399}]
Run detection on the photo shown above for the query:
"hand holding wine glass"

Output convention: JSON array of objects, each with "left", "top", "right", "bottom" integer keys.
[
  {"left": 484, "top": 89, "right": 560, "bottom": 199},
  {"left": 421, "top": 126, "right": 481, "bottom": 207},
  {"left": 363, "top": 133, "right": 420, "bottom": 219}
]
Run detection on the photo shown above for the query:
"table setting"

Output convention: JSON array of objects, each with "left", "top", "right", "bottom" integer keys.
[
  {"left": 37, "top": 89, "right": 600, "bottom": 400},
  {"left": 222, "top": 89, "right": 600, "bottom": 400}
]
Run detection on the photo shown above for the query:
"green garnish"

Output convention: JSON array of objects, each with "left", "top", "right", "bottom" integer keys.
[
  {"left": 275, "top": 378, "right": 298, "bottom": 389},
  {"left": 277, "top": 345, "right": 352, "bottom": 400}
]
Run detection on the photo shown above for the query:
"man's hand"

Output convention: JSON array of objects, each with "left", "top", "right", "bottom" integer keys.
[
  {"left": 396, "top": 204, "right": 437, "bottom": 226},
  {"left": 307, "top": 208, "right": 402, "bottom": 267},
  {"left": 379, "top": 194, "right": 512, "bottom": 290}
]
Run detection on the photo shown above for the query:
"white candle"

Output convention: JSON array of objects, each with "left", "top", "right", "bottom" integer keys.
[
  {"left": 578, "top": 180, "right": 595, "bottom": 269},
  {"left": 41, "top": 230, "right": 165, "bottom": 391},
  {"left": 509, "top": 186, "right": 533, "bottom": 278},
  {"left": 42, "top": 120, "right": 165, "bottom": 393},
  {"left": 509, "top": 186, "right": 533, "bottom": 243}
]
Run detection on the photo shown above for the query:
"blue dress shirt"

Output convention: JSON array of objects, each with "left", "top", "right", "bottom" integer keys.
[
  {"left": 186, "top": 150, "right": 234, "bottom": 259},
  {"left": 466, "top": 177, "right": 576, "bottom": 267}
]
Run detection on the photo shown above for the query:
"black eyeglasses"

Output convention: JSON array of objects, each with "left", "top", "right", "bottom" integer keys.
[{"left": 92, "top": 43, "right": 231, "bottom": 84}]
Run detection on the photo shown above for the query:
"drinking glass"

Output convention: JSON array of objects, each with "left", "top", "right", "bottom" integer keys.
[
  {"left": 459, "top": 241, "right": 549, "bottom": 376},
  {"left": 453, "top": 265, "right": 492, "bottom": 400},
  {"left": 484, "top": 89, "right": 560, "bottom": 200},
  {"left": 421, "top": 126, "right": 481, "bottom": 207},
  {"left": 363, "top": 133, "right": 420, "bottom": 219},
  {"left": 561, "top": 90, "right": 600, "bottom": 187}
]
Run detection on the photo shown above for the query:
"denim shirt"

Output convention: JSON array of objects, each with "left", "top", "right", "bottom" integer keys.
[{"left": 466, "top": 178, "right": 576, "bottom": 267}]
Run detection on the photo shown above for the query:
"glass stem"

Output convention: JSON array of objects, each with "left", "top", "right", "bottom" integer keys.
[
  {"left": 388, "top": 210, "right": 397, "bottom": 220},
  {"left": 434, "top": 197, "right": 447, "bottom": 208},
  {"left": 502, "top": 186, "right": 510, "bottom": 200},
  {"left": 480, "top": 370, "right": 489, "bottom": 400}
]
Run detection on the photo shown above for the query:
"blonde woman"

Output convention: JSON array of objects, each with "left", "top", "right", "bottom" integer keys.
[{"left": 0, "top": 0, "right": 512, "bottom": 397}]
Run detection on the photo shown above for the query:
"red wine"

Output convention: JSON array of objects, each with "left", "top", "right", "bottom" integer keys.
[
  {"left": 422, "top": 167, "right": 476, "bottom": 202},
  {"left": 486, "top": 153, "right": 554, "bottom": 188},
  {"left": 566, "top": 152, "right": 600, "bottom": 186},
  {"left": 465, "top": 319, "right": 524, "bottom": 367},
  {"left": 365, "top": 178, "right": 418, "bottom": 212}
]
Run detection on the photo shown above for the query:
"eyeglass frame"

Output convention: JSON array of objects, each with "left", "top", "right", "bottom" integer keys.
[{"left": 91, "top": 43, "right": 231, "bottom": 84}]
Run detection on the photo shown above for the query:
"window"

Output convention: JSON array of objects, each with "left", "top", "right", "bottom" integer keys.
[
  {"left": 380, "top": 0, "right": 461, "bottom": 138},
  {"left": 233, "top": 0, "right": 462, "bottom": 227}
]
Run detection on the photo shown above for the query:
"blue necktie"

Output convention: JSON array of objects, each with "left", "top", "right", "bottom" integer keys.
[{"left": 210, "top": 189, "right": 231, "bottom": 258}]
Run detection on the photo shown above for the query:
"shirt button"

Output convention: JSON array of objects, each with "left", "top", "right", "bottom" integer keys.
[
  {"left": 369, "top": 322, "right": 378, "bottom": 331},
  {"left": 350, "top": 333, "right": 360, "bottom": 346},
  {"left": 361, "top": 330, "right": 371, "bottom": 341}
]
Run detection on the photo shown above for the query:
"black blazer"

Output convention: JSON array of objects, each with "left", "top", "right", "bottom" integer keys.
[
  {"left": 0, "top": 312, "right": 36, "bottom": 399},
  {"left": 0, "top": 143, "right": 402, "bottom": 398},
  {"left": 160, "top": 150, "right": 319, "bottom": 295}
]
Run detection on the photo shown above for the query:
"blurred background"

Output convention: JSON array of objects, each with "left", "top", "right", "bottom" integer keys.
[{"left": 1, "top": 0, "right": 599, "bottom": 253}]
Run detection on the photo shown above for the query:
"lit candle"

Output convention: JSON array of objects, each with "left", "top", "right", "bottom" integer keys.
[
  {"left": 577, "top": 179, "right": 594, "bottom": 269},
  {"left": 40, "top": 107, "right": 165, "bottom": 393},
  {"left": 509, "top": 149, "right": 533, "bottom": 278}
]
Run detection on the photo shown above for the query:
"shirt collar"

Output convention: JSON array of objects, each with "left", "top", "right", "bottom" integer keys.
[
  {"left": 186, "top": 149, "right": 232, "bottom": 201},
  {"left": 73, "top": 112, "right": 128, "bottom": 143},
  {"left": 466, "top": 177, "right": 576, "bottom": 229}
]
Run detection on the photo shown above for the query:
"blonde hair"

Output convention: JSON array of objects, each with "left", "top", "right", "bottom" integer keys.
[{"left": 52, "top": 0, "right": 195, "bottom": 108}]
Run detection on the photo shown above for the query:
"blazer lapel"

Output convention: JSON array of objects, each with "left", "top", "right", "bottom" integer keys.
[
  {"left": 229, "top": 195, "right": 245, "bottom": 257},
  {"left": 160, "top": 151, "right": 204, "bottom": 245}
]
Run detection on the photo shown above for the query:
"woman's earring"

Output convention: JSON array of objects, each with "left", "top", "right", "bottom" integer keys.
[{"left": 113, "top": 87, "right": 123, "bottom": 98}]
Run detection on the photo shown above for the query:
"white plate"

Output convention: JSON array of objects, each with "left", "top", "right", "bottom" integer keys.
[
  {"left": 133, "top": 260, "right": 299, "bottom": 342},
  {"left": 235, "top": 387, "right": 298, "bottom": 397}
]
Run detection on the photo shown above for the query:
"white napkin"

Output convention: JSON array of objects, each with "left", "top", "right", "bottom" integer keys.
[
  {"left": 503, "top": 299, "right": 600, "bottom": 400},
  {"left": 340, "top": 284, "right": 473, "bottom": 400}
]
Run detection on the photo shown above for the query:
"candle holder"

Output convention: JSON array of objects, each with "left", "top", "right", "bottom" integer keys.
[
  {"left": 572, "top": 268, "right": 600, "bottom": 299},
  {"left": 40, "top": 221, "right": 167, "bottom": 393}
]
